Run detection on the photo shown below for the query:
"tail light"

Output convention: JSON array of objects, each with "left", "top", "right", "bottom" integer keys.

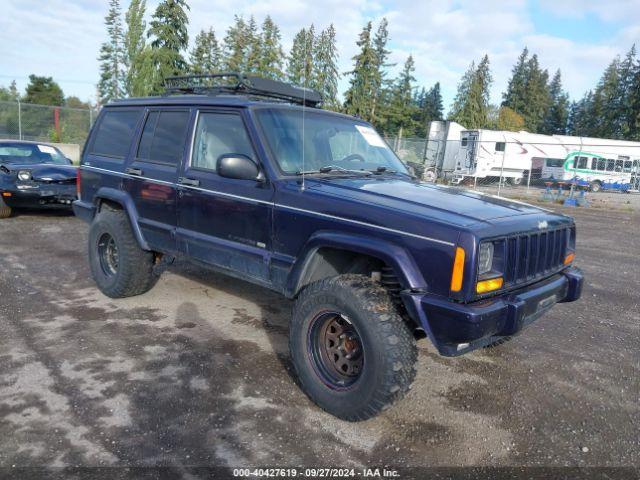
[{"left": 76, "top": 167, "right": 81, "bottom": 198}]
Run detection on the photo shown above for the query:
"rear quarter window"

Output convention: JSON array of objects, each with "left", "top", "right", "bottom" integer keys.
[
  {"left": 90, "top": 109, "right": 142, "bottom": 159},
  {"left": 136, "top": 110, "right": 191, "bottom": 165}
]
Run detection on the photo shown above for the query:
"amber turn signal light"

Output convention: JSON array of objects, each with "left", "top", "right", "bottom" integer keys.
[
  {"left": 564, "top": 252, "right": 575, "bottom": 265},
  {"left": 476, "top": 277, "right": 504, "bottom": 294},
  {"left": 1, "top": 192, "right": 11, "bottom": 197},
  {"left": 450, "top": 247, "right": 465, "bottom": 292}
]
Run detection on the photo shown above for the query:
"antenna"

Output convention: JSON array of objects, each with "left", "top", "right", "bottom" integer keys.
[{"left": 301, "top": 40, "right": 308, "bottom": 192}]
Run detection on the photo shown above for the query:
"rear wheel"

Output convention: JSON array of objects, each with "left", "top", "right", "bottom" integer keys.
[
  {"left": 88, "top": 206, "right": 159, "bottom": 298},
  {"left": 290, "top": 274, "right": 417, "bottom": 421},
  {"left": 590, "top": 180, "right": 602, "bottom": 193},
  {"left": 0, "top": 197, "right": 11, "bottom": 218},
  {"left": 508, "top": 176, "right": 523, "bottom": 186}
]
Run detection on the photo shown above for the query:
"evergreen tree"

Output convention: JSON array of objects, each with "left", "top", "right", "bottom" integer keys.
[
  {"left": 616, "top": 45, "right": 637, "bottom": 138},
  {"left": 123, "top": 0, "right": 147, "bottom": 97},
  {"left": 343, "top": 22, "right": 378, "bottom": 122},
  {"left": 313, "top": 24, "right": 340, "bottom": 108},
  {"left": 629, "top": 51, "right": 640, "bottom": 140},
  {"left": 147, "top": 0, "right": 190, "bottom": 93},
  {"left": 540, "top": 70, "right": 569, "bottom": 134},
  {"left": 449, "top": 55, "right": 492, "bottom": 129},
  {"left": 287, "top": 26, "right": 315, "bottom": 86},
  {"left": 502, "top": 48, "right": 529, "bottom": 115},
  {"left": 257, "top": 16, "right": 285, "bottom": 80},
  {"left": 502, "top": 48, "right": 551, "bottom": 132},
  {"left": 383, "top": 55, "right": 419, "bottom": 135},
  {"left": 371, "top": 18, "right": 392, "bottom": 123},
  {"left": 592, "top": 58, "right": 621, "bottom": 137},
  {"left": 222, "top": 16, "right": 248, "bottom": 72},
  {"left": 190, "top": 28, "right": 221, "bottom": 74},
  {"left": 495, "top": 106, "right": 525, "bottom": 131},
  {"left": 24, "top": 75, "right": 65, "bottom": 105},
  {"left": 98, "top": 0, "right": 125, "bottom": 103},
  {"left": 244, "top": 16, "right": 261, "bottom": 74}
]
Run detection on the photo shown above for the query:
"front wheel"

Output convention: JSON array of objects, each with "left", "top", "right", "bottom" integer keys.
[
  {"left": 0, "top": 196, "right": 11, "bottom": 218},
  {"left": 590, "top": 181, "right": 602, "bottom": 193},
  {"left": 508, "top": 176, "right": 523, "bottom": 186},
  {"left": 290, "top": 274, "right": 417, "bottom": 421}
]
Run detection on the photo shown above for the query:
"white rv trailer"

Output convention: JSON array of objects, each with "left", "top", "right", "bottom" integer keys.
[{"left": 424, "top": 121, "right": 640, "bottom": 189}]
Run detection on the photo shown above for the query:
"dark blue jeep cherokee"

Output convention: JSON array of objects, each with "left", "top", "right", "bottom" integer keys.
[{"left": 74, "top": 74, "right": 583, "bottom": 421}]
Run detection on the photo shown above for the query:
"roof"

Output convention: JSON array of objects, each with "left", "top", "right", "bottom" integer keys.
[
  {"left": 108, "top": 94, "right": 360, "bottom": 122},
  {"left": 0, "top": 139, "right": 55, "bottom": 147}
]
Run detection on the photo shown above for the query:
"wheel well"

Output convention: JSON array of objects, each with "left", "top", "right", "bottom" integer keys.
[
  {"left": 97, "top": 198, "right": 124, "bottom": 212},
  {"left": 295, "top": 247, "right": 424, "bottom": 336},
  {"left": 296, "top": 248, "right": 385, "bottom": 295}
]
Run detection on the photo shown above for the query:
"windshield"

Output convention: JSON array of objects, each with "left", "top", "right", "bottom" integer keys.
[
  {"left": 254, "top": 108, "right": 409, "bottom": 175},
  {"left": 0, "top": 143, "right": 69, "bottom": 165}
]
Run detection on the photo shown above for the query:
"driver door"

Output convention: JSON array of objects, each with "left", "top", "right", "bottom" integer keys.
[{"left": 176, "top": 109, "right": 274, "bottom": 282}]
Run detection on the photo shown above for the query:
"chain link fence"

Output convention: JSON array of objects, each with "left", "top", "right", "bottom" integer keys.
[
  {"left": 384, "top": 132, "right": 640, "bottom": 199},
  {"left": 0, "top": 100, "right": 96, "bottom": 146}
]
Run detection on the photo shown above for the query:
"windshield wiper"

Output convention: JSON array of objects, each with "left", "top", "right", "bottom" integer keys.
[
  {"left": 369, "top": 166, "right": 414, "bottom": 179},
  {"left": 296, "top": 165, "right": 372, "bottom": 176}
]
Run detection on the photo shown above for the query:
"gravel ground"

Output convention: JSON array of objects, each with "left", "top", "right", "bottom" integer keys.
[{"left": 0, "top": 206, "right": 637, "bottom": 477}]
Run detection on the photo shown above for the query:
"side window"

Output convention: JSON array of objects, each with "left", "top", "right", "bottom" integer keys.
[
  {"left": 606, "top": 159, "right": 615, "bottom": 171},
  {"left": 461, "top": 138, "right": 468, "bottom": 147},
  {"left": 137, "top": 110, "right": 190, "bottom": 165},
  {"left": 615, "top": 159, "right": 624, "bottom": 172},
  {"left": 597, "top": 159, "right": 606, "bottom": 171},
  {"left": 191, "top": 112, "right": 255, "bottom": 171},
  {"left": 577, "top": 157, "right": 588, "bottom": 169},
  {"left": 495, "top": 142, "right": 505, "bottom": 152},
  {"left": 591, "top": 158, "right": 598, "bottom": 170},
  {"left": 90, "top": 109, "right": 141, "bottom": 159},
  {"left": 623, "top": 161, "right": 632, "bottom": 173}
]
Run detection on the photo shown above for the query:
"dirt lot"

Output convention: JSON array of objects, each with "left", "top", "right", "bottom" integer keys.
[{"left": 0, "top": 205, "right": 638, "bottom": 476}]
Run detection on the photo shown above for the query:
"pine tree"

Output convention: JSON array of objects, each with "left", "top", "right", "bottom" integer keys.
[
  {"left": 449, "top": 55, "right": 492, "bottom": 129},
  {"left": 616, "top": 45, "right": 637, "bottom": 138},
  {"left": 371, "top": 18, "right": 392, "bottom": 123},
  {"left": 630, "top": 51, "right": 640, "bottom": 140},
  {"left": 540, "top": 70, "right": 568, "bottom": 134},
  {"left": 502, "top": 48, "right": 551, "bottom": 132},
  {"left": 257, "top": 16, "right": 285, "bottom": 80},
  {"left": 222, "top": 16, "right": 248, "bottom": 72},
  {"left": 98, "top": 0, "right": 125, "bottom": 103},
  {"left": 343, "top": 22, "right": 378, "bottom": 122},
  {"left": 123, "top": 0, "right": 147, "bottom": 97},
  {"left": 502, "top": 48, "right": 529, "bottom": 115},
  {"left": 147, "top": 0, "right": 190, "bottom": 93},
  {"left": 592, "top": 58, "right": 621, "bottom": 137},
  {"left": 383, "top": 55, "right": 419, "bottom": 135},
  {"left": 244, "top": 16, "right": 261, "bottom": 74},
  {"left": 190, "top": 28, "right": 221, "bottom": 74},
  {"left": 313, "top": 24, "right": 339, "bottom": 108},
  {"left": 287, "top": 26, "right": 314, "bottom": 86}
]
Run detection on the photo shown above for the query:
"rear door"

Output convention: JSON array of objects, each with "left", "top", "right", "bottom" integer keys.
[
  {"left": 176, "top": 109, "right": 274, "bottom": 282},
  {"left": 122, "top": 107, "right": 192, "bottom": 253}
]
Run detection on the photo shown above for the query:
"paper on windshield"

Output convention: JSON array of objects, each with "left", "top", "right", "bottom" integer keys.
[
  {"left": 355, "top": 125, "right": 386, "bottom": 148},
  {"left": 38, "top": 145, "right": 57, "bottom": 155}
]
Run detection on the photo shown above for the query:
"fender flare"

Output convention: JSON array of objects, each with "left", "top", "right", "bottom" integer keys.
[
  {"left": 287, "top": 230, "right": 427, "bottom": 298},
  {"left": 93, "top": 187, "right": 150, "bottom": 251}
]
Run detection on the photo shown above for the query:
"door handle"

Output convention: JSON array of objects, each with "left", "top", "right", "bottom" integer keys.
[
  {"left": 125, "top": 167, "right": 143, "bottom": 176},
  {"left": 178, "top": 177, "right": 200, "bottom": 187}
]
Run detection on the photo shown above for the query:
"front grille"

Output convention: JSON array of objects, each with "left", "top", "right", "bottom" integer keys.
[{"left": 504, "top": 227, "right": 568, "bottom": 285}]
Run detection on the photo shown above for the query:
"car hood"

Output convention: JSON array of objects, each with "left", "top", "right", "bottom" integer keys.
[
  {"left": 305, "top": 176, "right": 547, "bottom": 227},
  {"left": 1, "top": 163, "right": 77, "bottom": 181}
]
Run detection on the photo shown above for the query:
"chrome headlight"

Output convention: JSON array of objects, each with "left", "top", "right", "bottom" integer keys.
[
  {"left": 478, "top": 242, "right": 494, "bottom": 275},
  {"left": 17, "top": 170, "right": 31, "bottom": 181}
]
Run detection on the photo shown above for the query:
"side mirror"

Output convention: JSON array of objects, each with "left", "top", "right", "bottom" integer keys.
[
  {"left": 217, "top": 154, "right": 263, "bottom": 182},
  {"left": 66, "top": 157, "right": 74, "bottom": 165}
]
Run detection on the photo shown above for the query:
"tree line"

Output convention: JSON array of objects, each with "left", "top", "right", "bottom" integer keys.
[{"left": 2, "top": 0, "right": 638, "bottom": 142}]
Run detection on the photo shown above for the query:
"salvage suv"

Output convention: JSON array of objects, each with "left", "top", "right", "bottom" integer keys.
[{"left": 74, "top": 74, "right": 583, "bottom": 421}]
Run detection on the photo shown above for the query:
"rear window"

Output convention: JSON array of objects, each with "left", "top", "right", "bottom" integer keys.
[
  {"left": 137, "top": 110, "right": 190, "bottom": 165},
  {"left": 90, "top": 109, "right": 141, "bottom": 158}
]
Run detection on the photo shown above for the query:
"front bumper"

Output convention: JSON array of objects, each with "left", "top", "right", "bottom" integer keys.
[
  {"left": 402, "top": 267, "right": 584, "bottom": 356},
  {"left": 1, "top": 184, "right": 76, "bottom": 208}
]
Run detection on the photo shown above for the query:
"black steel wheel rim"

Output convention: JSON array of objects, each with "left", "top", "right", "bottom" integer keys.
[
  {"left": 307, "top": 311, "right": 364, "bottom": 390},
  {"left": 97, "top": 233, "right": 119, "bottom": 277}
]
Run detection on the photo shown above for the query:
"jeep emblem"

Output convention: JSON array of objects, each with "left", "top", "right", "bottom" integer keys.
[{"left": 538, "top": 220, "right": 548, "bottom": 229}]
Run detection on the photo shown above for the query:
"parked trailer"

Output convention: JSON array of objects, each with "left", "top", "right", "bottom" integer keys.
[{"left": 423, "top": 121, "right": 640, "bottom": 190}]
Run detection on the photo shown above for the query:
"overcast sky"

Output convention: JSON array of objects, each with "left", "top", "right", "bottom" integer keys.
[{"left": 1, "top": 0, "right": 638, "bottom": 109}]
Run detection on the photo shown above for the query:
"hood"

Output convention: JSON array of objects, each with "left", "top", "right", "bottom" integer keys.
[
  {"left": 305, "top": 176, "right": 547, "bottom": 227},
  {"left": 1, "top": 163, "right": 77, "bottom": 181}
]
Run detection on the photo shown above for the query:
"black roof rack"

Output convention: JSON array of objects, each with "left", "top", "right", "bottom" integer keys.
[{"left": 164, "top": 73, "right": 322, "bottom": 107}]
